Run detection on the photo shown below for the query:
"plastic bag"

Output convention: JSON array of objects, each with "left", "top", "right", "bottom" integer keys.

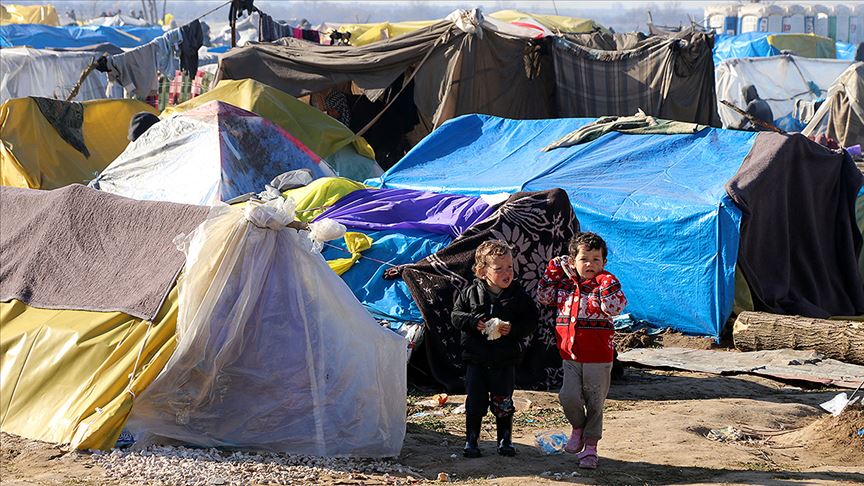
[
  {"left": 127, "top": 199, "right": 406, "bottom": 457},
  {"left": 484, "top": 317, "right": 505, "bottom": 340},
  {"left": 535, "top": 431, "right": 568, "bottom": 455}
]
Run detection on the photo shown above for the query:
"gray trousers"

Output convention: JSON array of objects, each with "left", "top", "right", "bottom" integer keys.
[{"left": 558, "top": 360, "right": 612, "bottom": 440}]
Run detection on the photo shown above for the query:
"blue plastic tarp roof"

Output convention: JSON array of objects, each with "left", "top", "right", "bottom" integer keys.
[
  {"left": 0, "top": 24, "right": 164, "bottom": 49},
  {"left": 368, "top": 114, "right": 760, "bottom": 338},
  {"left": 322, "top": 229, "right": 452, "bottom": 323},
  {"left": 714, "top": 32, "right": 778, "bottom": 64}
]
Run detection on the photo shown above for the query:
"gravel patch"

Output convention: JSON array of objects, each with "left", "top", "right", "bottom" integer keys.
[{"left": 92, "top": 445, "right": 426, "bottom": 485}]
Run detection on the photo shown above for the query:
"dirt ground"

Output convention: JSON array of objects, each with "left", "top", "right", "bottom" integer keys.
[{"left": 2, "top": 367, "right": 863, "bottom": 486}]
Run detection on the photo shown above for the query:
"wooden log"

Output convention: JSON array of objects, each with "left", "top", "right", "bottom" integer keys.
[{"left": 733, "top": 311, "right": 864, "bottom": 366}]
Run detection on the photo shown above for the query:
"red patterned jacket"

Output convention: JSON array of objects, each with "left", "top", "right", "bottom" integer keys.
[{"left": 536, "top": 257, "right": 627, "bottom": 363}]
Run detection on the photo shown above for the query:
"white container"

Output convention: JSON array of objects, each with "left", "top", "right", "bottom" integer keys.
[
  {"left": 704, "top": 4, "right": 739, "bottom": 36},
  {"left": 806, "top": 5, "right": 831, "bottom": 37},
  {"left": 850, "top": 4, "right": 863, "bottom": 44},
  {"left": 739, "top": 3, "right": 784, "bottom": 33},
  {"left": 831, "top": 4, "right": 851, "bottom": 42},
  {"left": 783, "top": 4, "right": 807, "bottom": 34}
]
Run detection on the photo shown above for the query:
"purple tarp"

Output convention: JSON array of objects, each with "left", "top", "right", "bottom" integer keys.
[{"left": 314, "top": 189, "right": 495, "bottom": 238}]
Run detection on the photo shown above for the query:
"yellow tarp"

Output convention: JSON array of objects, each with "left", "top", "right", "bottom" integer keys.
[
  {"left": 0, "top": 4, "right": 60, "bottom": 26},
  {"left": 0, "top": 97, "right": 157, "bottom": 189},
  {"left": 767, "top": 34, "right": 836, "bottom": 60},
  {"left": 334, "top": 10, "right": 601, "bottom": 46},
  {"left": 281, "top": 176, "right": 368, "bottom": 222},
  {"left": 0, "top": 178, "right": 369, "bottom": 450},
  {"left": 0, "top": 287, "right": 179, "bottom": 450},
  {"left": 162, "top": 79, "right": 375, "bottom": 160},
  {"left": 488, "top": 10, "right": 602, "bottom": 34}
]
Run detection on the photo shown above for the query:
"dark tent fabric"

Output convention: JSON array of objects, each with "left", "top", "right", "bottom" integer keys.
[
  {"left": 216, "top": 20, "right": 554, "bottom": 129},
  {"left": 726, "top": 133, "right": 864, "bottom": 318},
  {"left": 553, "top": 30, "right": 720, "bottom": 126},
  {"left": 396, "top": 189, "right": 578, "bottom": 392}
]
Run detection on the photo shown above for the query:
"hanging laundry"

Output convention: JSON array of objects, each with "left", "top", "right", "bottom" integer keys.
[
  {"left": 179, "top": 20, "right": 203, "bottom": 76},
  {"left": 258, "top": 12, "right": 292, "bottom": 42},
  {"left": 103, "top": 28, "right": 181, "bottom": 98},
  {"left": 301, "top": 29, "right": 320, "bottom": 44}
]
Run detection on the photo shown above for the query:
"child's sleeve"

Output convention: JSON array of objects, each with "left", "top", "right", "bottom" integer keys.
[
  {"left": 452, "top": 289, "right": 483, "bottom": 334},
  {"left": 597, "top": 274, "right": 627, "bottom": 317},
  {"left": 536, "top": 257, "right": 566, "bottom": 306}
]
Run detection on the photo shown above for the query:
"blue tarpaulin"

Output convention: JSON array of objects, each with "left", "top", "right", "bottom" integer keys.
[
  {"left": 322, "top": 229, "right": 451, "bottom": 323},
  {"left": 368, "top": 114, "right": 760, "bottom": 338},
  {"left": 714, "top": 32, "right": 778, "bottom": 64},
  {"left": 0, "top": 24, "right": 164, "bottom": 49}
]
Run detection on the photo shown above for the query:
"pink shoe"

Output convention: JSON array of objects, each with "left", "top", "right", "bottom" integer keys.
[
  {"left": 577, "top": 444, "right": 598, "bottom": 469},
  {"left": 564, "top": 427, "right": 584, "bottom": 454}
]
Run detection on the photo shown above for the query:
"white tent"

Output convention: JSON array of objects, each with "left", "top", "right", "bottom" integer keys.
[
  {"left": 91, "top": 100, "right": 336, "bottom": 205},
  {"left": 715, "top": 54, "right": 854, "bottom": 128},
  {"left": 0, "top": 47, "right": 121, "bottom": 101},
  {"left": 126, "top": 196, "right": 408, "bottom": 456}
]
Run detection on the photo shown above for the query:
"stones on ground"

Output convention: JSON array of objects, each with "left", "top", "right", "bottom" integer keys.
[{"left": 92, "top": 445, "right": 423, "bottom": 485}]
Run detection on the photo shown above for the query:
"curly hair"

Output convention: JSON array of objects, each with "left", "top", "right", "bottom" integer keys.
[
  {"left": 568, "top": 232, "right": 608, "bottom": 259},
  {"left": 473, "top": 239, "right": 513, "bottom": 278}
]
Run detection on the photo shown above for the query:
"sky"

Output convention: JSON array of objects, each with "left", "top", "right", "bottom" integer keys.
[{"left": 13, "top": 1, "right": 864, "bottom": 33}]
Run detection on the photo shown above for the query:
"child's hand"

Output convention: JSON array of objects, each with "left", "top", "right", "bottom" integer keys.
[
  {"left": 499, "top": 322, "right": 512, "bottom": 336},
  {"left": 476, "top": 319, "right": 486, "bottom": 332}
]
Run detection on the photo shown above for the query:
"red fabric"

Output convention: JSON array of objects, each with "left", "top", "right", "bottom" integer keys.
[{"left": 537, "top": 257, "right": 627, "bottom": 363}]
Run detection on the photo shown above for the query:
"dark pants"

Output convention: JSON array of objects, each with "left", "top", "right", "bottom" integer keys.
[{"left": 465, "top": 363, "right": 516, "bottom": 427}]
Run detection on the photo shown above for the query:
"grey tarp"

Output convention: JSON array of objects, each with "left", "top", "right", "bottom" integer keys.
[
  {"left": 803, "top": 62, "right": 864, "bottom": 148},
  {"left": 0, "top": 185, "right": 210, "bottom": 320},
  {"left": 552, "top": 30, "right": 720, "bottom": 126},
  {"left": 726, "top": 133, "right": 864, "bottom": 318},
  {"left": 215, "top": 19, "right": 554, "bottom": 128}
]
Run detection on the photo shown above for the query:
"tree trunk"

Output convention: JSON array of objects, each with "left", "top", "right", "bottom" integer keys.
[{"left": 733, "top": 311, "right": 864, "bottom": 365}]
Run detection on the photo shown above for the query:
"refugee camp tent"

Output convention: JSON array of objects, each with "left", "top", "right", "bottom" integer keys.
[
  {"left": 162, "top": 79, "right": 383, "bottom": 181},
  {"left": 216, "top": 9, "right": 557, "bottom": 134},
  {"left": 0, "top": 184, "right": 407, "bottom": 456},
  {"left": 91, "top": 101, "right": 335, "bottom": 205},
  {"left": 0, "top": 4, "right": 59, "bottom": 25},
  {"left": 368, "top": 114, "right": 864, "bottom": 338},
  {"left": 0, "top": 24, "right": 164, "bottom": 49},
  {"left": 715, "top": 54, "right": 854, "bottom": 128},
  {"left": 803, "top": 62, "right": 864, "bottom": 148},
  {"left": 330, "top": 9, "right": 602, "bottom": 46},
  {"left": 0, "top": 96, "right": 157, "bottom": 189},
  {"left": 1, "top": 47, "right": 123, "bottom": 101},
  {"left": 552, "top": 30, "right": 720, "bottom": 126}
]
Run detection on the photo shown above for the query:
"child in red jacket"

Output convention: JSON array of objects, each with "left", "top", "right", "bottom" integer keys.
[{"left": 537, "top": 232, "right": 627, "bottom": 469}]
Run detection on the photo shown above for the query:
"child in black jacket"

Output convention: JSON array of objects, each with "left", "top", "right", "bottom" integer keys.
[{"left": 452, "top": 240, "right": 539, "bottom": 458}]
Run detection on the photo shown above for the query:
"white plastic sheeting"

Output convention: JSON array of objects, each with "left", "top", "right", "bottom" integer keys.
[
  {"left": 0, "top": 47, "right": 121, "bottom": 101},
  {"left": 127, "top": 198, "right": 407, "bottom": 456},
  {"left": 91, "top": 101, "right": 336, "bottom": 205},
  {"left": 715, "top": 54, "right": 853, "bottom": 128}
]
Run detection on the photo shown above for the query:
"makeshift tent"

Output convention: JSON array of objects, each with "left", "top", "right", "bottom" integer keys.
[
  {"left": 370, "top": 114, "right": 864, "bottom": 337},
  {"left": 715, "top": 54, "right": 853, "bottom": 128},
  {"left": 0, "top": 96, "right": 157, "bottom": 189},
  {"left": 0, "top": 4, "right": 59, "bottom": 25},
  {"left": 713, "top": 32, "right": 838, "bottom": 63},
  {"left": 162, "top": 79, "right": 382, "bottom": 181},
  {"left": 803, "top": 62, "right": 864, "bottom": 148},
  {"left": 91, "top": 101, "right": 335, "bottom": 205},
  {"left": 331, "top": 9, "right": 602, "bottom": 46},
  {"left": 395, "top": 189, "right": 579, "bottom": 392},
  {"left": 316, "top": 188, "right": 495, "bottom": 323},
  {"left": 1, "top": 47, "right": 123, "bottom": 101},
  {"left": 0, "top": 185, "right": 407, "bottom": 456},
  {"left": 0, "top": 24, "right": 164, "bottom": 49},
  {"left": 215, "top": 9, "right": 558, "bottom": 134},
  {"left": 552, "top": 30, "right": 720, "bottom": 126}
]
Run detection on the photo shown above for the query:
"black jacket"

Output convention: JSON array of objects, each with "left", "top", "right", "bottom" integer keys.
[{"left": 451, "top": 279, "right": 539, "bottom": 366}]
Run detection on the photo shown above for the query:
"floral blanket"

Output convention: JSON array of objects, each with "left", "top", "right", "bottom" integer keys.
[{"left": 399, "top": 189, "right": 579, "bottom": 392}]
